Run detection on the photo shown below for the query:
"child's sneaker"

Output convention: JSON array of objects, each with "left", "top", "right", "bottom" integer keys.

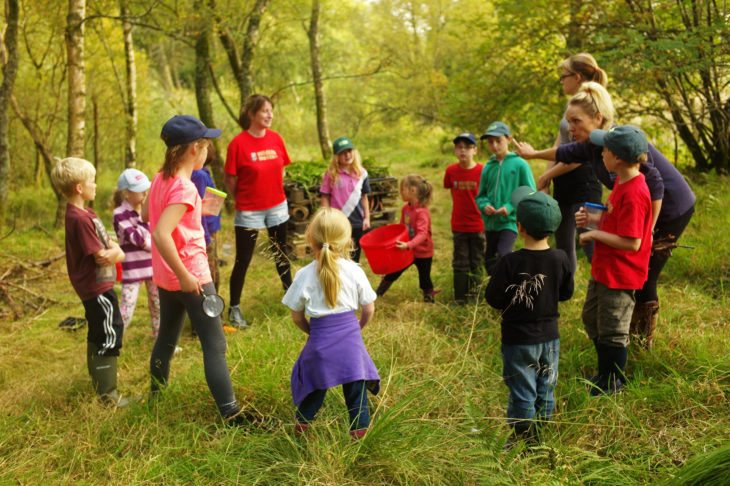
[
  {"left": 423, "top": 289, "right": 441, "bottom": 303},
  {"left": 349, "top": 428, "right": 367, "bottom": 440},
  {"left": 294, "top": 422, "right": 310, "bottom": 435},
  {"left": 99, "top": 390, "right": 130, "bottom": 408},
  {"left": 228, "top": 306, "right": 249, "bottom": 329}
]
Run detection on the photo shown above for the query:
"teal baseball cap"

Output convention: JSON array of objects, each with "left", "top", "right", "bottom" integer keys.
[
  {"left": 480, "top": 121, "right": 511, "bottom": 139},
  {"left": 589, "top": 125, "right": 649, "bottom": 163},
  {"left": 333, "top": 136, "right": 355, "bottom": 155},
  {"left": 511, "top": 186, "right": 562, "bottom": 238}
]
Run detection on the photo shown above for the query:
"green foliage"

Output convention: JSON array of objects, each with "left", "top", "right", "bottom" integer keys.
[{"left": 0, "top": 143, "right": 728, "bottom": 484}]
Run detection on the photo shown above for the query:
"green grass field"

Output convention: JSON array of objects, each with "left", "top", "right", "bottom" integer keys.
[{"left": 0, "top": 151, "right": 728, "bottom": 484}]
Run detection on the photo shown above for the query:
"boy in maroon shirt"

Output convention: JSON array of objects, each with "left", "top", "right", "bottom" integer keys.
[
  {"left": 576, "top": 126, "right": 653, "bottom": 395},
  {"left": 444, "top": 132, "right": 485, "bottom": 303},
  {"left": 51, "top": 157, "right": 128, "bottom": 406}
]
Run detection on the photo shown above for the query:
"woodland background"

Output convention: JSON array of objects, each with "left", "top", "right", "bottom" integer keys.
[
  {"left": 0, "top": 1, "right": 729, "bottom": 484},
  {"left": 0, "top": 0, "right": 728, "bottom": 229}
]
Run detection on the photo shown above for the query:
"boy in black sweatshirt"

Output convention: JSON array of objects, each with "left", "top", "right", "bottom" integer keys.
[{"left": 485, "top": 186, "right": 574, "bottom": 443}]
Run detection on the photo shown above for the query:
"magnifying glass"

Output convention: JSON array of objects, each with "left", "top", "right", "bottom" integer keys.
[{"left": 201, "top": 291, "right": 225, "bottom": 318}]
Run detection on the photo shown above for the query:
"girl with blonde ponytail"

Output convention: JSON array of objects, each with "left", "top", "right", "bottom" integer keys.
[{"left": 282, "top": 208, "right": 380, "bottom": 439}]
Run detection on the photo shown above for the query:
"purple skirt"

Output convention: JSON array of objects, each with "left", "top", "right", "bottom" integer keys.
[{"left": 291, "top": 311, "right": 380, "bottom": 406}]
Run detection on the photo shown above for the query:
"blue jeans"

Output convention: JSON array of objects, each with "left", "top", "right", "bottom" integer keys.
[
  {"left": 296, "top": 380, "right": 370, "bottom": 430},
  {"left": 502, "top": 339, "right": 560, "bottom": 429}
]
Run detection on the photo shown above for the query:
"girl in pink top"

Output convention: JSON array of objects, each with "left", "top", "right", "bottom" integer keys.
[
  {"left": 146, "top": 115, "right": 247, "bottom": 426},
  {"left": 375, "top": 174, "right": 439, "bottom": 303},
  {"left": 319, "top": 136, "right": 371, "bottom": 262}
]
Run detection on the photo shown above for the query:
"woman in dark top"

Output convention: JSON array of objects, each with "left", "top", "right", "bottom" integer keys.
[
  {"left": 516, "top": 82, "right": 696, "bottom": 349},
  {"left": 525, "top": 53, "right": 607, "bottom": 274}
]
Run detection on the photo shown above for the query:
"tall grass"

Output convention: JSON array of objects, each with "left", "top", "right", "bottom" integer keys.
[{"left": 0, "top": 149, "right": 727, "bottom": 484}]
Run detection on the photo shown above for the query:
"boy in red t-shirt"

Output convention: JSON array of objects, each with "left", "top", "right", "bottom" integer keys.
[
  {"left": 444, "top": 132, "right": 485, "bottom": 303},
  {"left": 51, "top": 157, "right": 128, "bottom": 407},
  {"left": 576, "top": 126, "right": 653, "bottom": 395}
]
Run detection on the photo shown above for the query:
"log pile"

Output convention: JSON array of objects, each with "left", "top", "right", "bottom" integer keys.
[{"left": 284, "top": 172, "right": 399, "bottom": 260}]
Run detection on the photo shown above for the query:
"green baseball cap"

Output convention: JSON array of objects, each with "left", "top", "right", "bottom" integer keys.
[
  {"left": 589, "top": 125, "right": 648, "bottom": 163},
  {"left": 511, "top": 186, "right": 562, "bottom": 238},
  {"left": 332, "top": 136, "right": 355, "bottom": 155},
  {"left": 480, "top": 121, "right": 511, "bottom": 139}
]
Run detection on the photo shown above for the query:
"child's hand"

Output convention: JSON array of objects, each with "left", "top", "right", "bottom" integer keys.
[
  {"left": 513, "top": 140, "right": 537, "bottom": 159},
  {"left": 575, "top": 207, "right": 588, "bottom": 228},
  {"left": 483, "top": 205, "right": 497, "bottom": 216},
  {"left": 537, "top": 174, "right": 552, "bottom": 192},
  {"left": 496, "top": 206, "right": 508, "bottom": 216},
  {"left": 180, "top": 271, "right": 203, "bottom": 295},
  {"left": 395, "top": 240, "right": 409, "bottom": 250},
  {"left": 579, "top": 230, "right": 595, "bottom": 245},
  {"left": 363, "top": 216, "right": 371, "bottom": 231},
  {"left": 94, "top": 249, "right": 114, "bottom": 266}
]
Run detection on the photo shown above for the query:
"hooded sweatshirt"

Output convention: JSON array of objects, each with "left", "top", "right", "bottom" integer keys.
[{"left": 475, "top": 152, "right": 536, "bottom": 233}]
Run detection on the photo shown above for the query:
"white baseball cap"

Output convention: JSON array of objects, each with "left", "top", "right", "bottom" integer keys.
[{"left": 117, "top": 168, "right": 151, "bottom": 193}]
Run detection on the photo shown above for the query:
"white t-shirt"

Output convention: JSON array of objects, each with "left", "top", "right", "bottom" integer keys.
[{"left": 282, "top": 258, "right": 376, "bottom": 317}]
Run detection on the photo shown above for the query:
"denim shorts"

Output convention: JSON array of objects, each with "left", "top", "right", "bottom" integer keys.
[{"left": 234, "top": 199, "right": 289, "bottom": 229}]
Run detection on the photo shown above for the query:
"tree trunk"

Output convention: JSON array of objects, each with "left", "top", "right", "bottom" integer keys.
[
  {"left": 194, "top": 0, "right": 225, "bottom": 189},
  {"left": 65, "top": 0, "right": 86, "bottom": 158},
  {"left": 308, "top": 0, "right": 332, "bottom": 160},
  {"left": 239, "top": 0, "right": 270, "bottom": 108},
  {"left": 0, "top": 0, "right": 20, "bottom": 226},
  {"left": 10, "top": 97, "right": 65, "bottom": 227},
  {"left": 120, "top": 0, "right": 137, "bottom": 168}
]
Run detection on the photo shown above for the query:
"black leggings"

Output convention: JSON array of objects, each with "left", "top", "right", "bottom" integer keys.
[
  {"left": 229, "top": 222, "right": 292, "bottom": 307},
  {"left": 635, "top": 206, "right": 694, "bottom": 303},
  {"left": 151, "top": 282, "right": 239, "bottom": 417},
  {"left": 383, "top": 257, "right": 433, "bottom": 291}
]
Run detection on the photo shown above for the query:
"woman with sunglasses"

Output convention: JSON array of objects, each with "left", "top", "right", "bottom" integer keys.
[{"left": 516, "top": 54, "right": 608, "bottom": 275}]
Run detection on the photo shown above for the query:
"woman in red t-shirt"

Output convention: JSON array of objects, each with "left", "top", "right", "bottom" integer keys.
[{"left": 224, "top": 94, "right": 292, "bottom": 328}]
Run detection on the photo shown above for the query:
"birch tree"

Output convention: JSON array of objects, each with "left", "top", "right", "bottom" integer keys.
[
  {"left": 0, "top": 0, "right": 20, "bottom": 224},
  {"left": 65, "top": 0, "right": 86, "bottom": 158}
]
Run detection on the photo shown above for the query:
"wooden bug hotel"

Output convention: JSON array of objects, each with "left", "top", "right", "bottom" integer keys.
[{"left": 284, "top": 162, "right": 399, "bottom": 259}]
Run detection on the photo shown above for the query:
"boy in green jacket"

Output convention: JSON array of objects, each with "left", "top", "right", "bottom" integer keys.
[{"left": 476, "top": 122, "right": 536, "bottom": 274}]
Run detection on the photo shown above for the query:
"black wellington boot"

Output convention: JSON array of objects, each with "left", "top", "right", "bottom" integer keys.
[{"left": 453, "top": 272, "right": 469, "bottom": 304}]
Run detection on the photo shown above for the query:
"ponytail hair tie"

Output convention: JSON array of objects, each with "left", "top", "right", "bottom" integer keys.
[{"left": 322, "top": 243, "right": 330, "bottom": 250}]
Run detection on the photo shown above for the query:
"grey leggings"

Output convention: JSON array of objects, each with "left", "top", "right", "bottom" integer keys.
[
  {"left": 555, "top": 202, "right": 594, "bottom": 274},
  {"left": 151, "top": 282, "right": 239, "bottom": 418}
]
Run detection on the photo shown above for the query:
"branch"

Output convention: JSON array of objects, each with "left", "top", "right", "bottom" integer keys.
[
  {"left": 270, "top": 63, "right": 386, "bottom": 99},
  {"left": 207, "top": 60, "right": 238, "bottom": 124}
]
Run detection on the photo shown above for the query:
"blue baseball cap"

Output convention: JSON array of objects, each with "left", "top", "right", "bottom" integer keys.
[
  {"left": 453, "top": 132, "right": 477, "bottom": 145},
  {"left": 589, "top": 125, "right": 648, "bottom": 163},
  {"left": 480, "top": 121, "right": 511, "bottom": 139},
  {"left": 161, "top": 115, "right": 222, "bottom": 147}
]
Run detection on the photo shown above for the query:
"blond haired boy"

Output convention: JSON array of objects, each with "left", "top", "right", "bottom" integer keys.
[{"left": 51, "top": 157, "right": 128, "bottom": 406}]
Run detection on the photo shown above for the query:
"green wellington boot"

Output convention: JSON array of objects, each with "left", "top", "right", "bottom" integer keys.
[{"left": 87, "top": 343, "right": 129, "bottom": 407}]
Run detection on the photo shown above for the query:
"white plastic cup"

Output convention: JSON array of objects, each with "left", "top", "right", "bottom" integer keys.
[
  {"left": 584, "top": 202, "right": 607, "bottom": 230},
  {"left": 201, "top": 187, "right": 227, "bottom": 216}
]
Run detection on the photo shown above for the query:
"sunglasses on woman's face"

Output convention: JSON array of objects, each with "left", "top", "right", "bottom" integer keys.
[{"left": 559, "top": 73, "right": 577, "bottom": 81}]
